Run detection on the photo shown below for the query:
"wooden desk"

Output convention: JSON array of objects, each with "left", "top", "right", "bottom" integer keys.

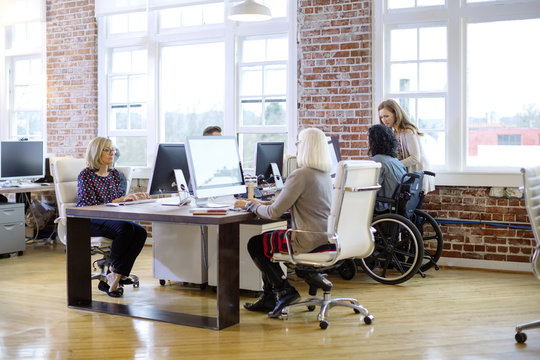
[{"left": 66, "top": 200, "right": 254, "bottom": 330}]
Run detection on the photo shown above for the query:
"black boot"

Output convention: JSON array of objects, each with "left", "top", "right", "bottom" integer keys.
[
  {"left": 244, "top": 292, "right": 277, "bottom": 313},
  {"left": 244, "top": 275, "right": 276, "bottom": 313},
  {"left": 268, "top": 284, "right": 300, "bottom": 318}
]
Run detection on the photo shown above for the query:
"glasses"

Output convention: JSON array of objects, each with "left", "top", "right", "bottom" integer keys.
[{"left": 102, "top": 148, "right": 116, "bottom": 154}]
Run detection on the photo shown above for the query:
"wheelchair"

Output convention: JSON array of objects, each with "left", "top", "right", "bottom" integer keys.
[{"left": 338, "top": 171, "right": 443, "bottom": 285}]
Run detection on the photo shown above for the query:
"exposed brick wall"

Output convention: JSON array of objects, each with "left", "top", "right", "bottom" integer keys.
[
  {"left": 297, "top": 0, "right": 372, "bottom": 159},
  {"left": 46, "top": 0, "right": 97, "bottom": 158},
  {"left": 424, "top": 187, "right": 534, "bottom": 263}
]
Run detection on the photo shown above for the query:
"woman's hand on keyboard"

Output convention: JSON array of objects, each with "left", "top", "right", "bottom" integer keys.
[{"left": 121, "top": 192, "right": 149, "bottom": 202}]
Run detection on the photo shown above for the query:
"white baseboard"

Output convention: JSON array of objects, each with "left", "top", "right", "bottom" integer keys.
[{"left": 438, "top": 257, "right": 532, "bottom": 273}]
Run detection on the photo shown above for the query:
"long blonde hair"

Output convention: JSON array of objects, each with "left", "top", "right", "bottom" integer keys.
[
  {"left": 85, "top": 137, "right": 113, "bottom": 171},
  {"left": 378, "top": 99, "right": 423, "bottom": 136},
  {"left": 296, "top": 128, "right": 332, "bottom": 173}
]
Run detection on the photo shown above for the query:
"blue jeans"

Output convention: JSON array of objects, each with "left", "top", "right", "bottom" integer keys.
[{"left": 90, "top": 219, "right": 147, "bottom": 276}]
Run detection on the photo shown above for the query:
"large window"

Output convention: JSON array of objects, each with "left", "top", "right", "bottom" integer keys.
[
  {"left": 1, "top": 11, "right": 45, "bottom": 141},
  {"left": 97, "top": 0, "right": 295, "bottom": 170},
  {"left": 374, "top": 0, "right": 540, "bottom": 186}
]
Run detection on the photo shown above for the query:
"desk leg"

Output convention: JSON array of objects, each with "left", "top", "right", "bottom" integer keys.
[
  {"left": 216, "top": 222, "right": 240, "bottom": 329},
  {"left": 66, "top": 217, "right": 91, "bottom": 306}
]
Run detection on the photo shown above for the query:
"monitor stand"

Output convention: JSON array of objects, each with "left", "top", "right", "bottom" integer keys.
[{"left": 269, "top": 163, "right": 284, "bottom": 190}]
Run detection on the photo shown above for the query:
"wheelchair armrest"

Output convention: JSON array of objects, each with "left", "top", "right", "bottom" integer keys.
[
  {"left": 423, "top": 170, "right": 436, "bottom": 177},
  {"left": 376, "top": 196, "right": 395, "bottom": 204}
]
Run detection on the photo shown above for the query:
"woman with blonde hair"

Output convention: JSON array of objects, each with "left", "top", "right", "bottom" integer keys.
[
  {"left": 234, "top": 127, "right": 333, "bottom": 318},
  {"left": 77, "top": 137, "right": 149, "bottom": 297},
  {"left": 378, "top": 99, "right": 435, "bottom": 193}
]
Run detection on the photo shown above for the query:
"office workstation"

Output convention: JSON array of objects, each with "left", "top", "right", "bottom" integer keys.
[
  {"left": 64, "top": 135, "right": 295, "bottom": 329},
  {"left": 2, "top": 0, "right": 540, "bottom": 358}
]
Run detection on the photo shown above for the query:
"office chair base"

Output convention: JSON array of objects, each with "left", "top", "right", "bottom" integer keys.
[
  {"left": 515, "top": 319, "right": 540, "bottom": 343},
  {"left": 279, "top": 292, "right": 373, "bottom": 329}
]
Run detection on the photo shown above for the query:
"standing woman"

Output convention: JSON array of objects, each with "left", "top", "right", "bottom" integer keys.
[
  {"left": 234, "top": 128, "right": 333, "bottom": 318},
  {"left": 77, "top": 137, "right": 148, "bottom": 297},
  {"left": 378, "top": 99, "right": 435, "bottom": 194}
]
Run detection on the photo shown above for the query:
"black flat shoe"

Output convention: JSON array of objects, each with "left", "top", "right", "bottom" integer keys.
[
  {"left": 244, "top": 294, "right": 276, "bottom": 313},
  {"left": 98, "top": 280, "right": 124, "bottom": 297},
  {"left": 106, "top": 287, "right": 124, "bottom": 298},
  {"left": 268, "top": 288, "right": 300, "bottom": 318},
  {"left": 98, "top": 280, "right": 109, "bottom": 293}
]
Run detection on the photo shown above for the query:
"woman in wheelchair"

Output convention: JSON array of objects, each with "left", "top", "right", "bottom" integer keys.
[
  {"left": 234, "top": 128, "right": 333, "bottom": 318},
  {"left": 369, "top": 124, "right": 407, "bottom": 213},
  {"left": 378, "top": 99, "right": 435, "bottom": 195},
  {"left": 77, "top": 137, "right": 148, "bottom": 297}
]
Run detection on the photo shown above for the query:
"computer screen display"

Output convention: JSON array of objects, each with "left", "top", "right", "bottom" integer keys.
[
  {"left": 254, "top": 142, "right": 284, "bottom": 181},
  {"left": 185, "top": 136, "right": 245, "bottom": 204},
  {"left": 147, "top": 143, "right": 191, "bottom": 195},
  {"left": 0, "top": 140, "right": 44, "bottom": 181}
]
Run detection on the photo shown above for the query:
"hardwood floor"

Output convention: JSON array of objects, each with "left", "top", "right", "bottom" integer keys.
[{"left": 1, "top": 243, "right": 539, "bottom": 359}]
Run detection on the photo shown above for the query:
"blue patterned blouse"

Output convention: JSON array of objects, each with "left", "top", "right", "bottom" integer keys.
[{"left": 76, "top": 168, "right": 124, "bottom": 207}]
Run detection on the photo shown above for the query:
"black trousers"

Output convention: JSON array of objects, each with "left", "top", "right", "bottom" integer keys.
[
  {"left": 247, "top": 233, "right": 288, "bottom": 291},
  {"left": 89, "top": 219, "right": 147, "bottom": 276}
]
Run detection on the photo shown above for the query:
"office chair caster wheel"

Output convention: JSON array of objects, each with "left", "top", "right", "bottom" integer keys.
[
  {"left": 319, "top": 320, "right": 329, "bottom": 329},
  {"left": 515, "top": 332, "right": 527, "bottom": 343},
  {"left": 159, "top": 279, "right": 166, "bottom": 286},
  {"left": 307, "top": 305, "right": 316, "bottom": 312},
  {"left": 338, "top": 259, "right": 357, "bottom": 280},
  {"left": 133, "top": 281, "right": 139, "bottom": 288},
  {"left": 363, "top": 314, "right": 374, "bottom": 325}
]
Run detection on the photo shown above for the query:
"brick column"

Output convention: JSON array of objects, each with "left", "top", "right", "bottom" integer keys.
[
  {"left": 46, "top": 0, "right": 97, "bottom": 158},
  {"left": 297, "top": 0, "right": 372, "bottom": 159}
]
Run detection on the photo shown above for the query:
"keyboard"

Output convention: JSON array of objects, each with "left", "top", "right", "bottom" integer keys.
[{"left": 118, "top": 198, "right": 157, "bottom": 206}]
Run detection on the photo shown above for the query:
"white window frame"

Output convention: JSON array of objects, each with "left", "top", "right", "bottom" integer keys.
[
  {"left": 373, "top": 0, "right": 540, "bottom": 187},
  {"left": 97, "top": 0, "right": 297, "bottom": 175},
  {"left": 0, "top": 21, "right": 46, "bottom": 142}
]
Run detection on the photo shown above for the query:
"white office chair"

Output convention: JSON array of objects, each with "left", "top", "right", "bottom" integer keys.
[
  {"left": 51, "top": 158, "right": 139, "bottom": 286},
  {"left": 515, "top": 165, "right": 540, "bottom": 343},
  {"left": 272, "top": 160, "right": 381, "bottom": 329}
]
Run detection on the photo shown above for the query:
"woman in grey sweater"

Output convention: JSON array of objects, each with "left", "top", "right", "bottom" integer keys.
[{"left": 234, "top": 128, "right": 333, "bottom": 318}]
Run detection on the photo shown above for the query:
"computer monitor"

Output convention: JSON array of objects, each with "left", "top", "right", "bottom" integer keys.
[
  {"left": 0, "top": 140, "right": 44, "bottom": 184},
  {"left": 185, "top": 136, "right": 245, "bottom": 207},
  {"left": 327, "top": 136, "right": 341, "bottom": 179},
  {"left": 147, "top": 143, "right": 191, "bottom": 196},
  {"left": 254, "top": 142, "right": 284, "bottom": 183}
]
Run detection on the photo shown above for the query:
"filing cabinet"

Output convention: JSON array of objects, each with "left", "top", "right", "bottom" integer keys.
[{"left": 0, "top": 202, "right": 25, "bottom": 256}]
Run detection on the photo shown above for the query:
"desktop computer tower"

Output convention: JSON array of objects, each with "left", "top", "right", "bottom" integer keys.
[{"left": 152, "top": 223, "right": 208, "bottom": 285}]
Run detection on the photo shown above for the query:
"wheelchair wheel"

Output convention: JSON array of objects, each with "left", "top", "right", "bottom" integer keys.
[
  {"left": 359, "top": 214, "right": 424, "bottom": 285},
  {"left": 412, "top": 209, "right": 443, "bottom": 272},
  {"left": 338, "top": 259, "right": 357, "bottom": 280}
]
